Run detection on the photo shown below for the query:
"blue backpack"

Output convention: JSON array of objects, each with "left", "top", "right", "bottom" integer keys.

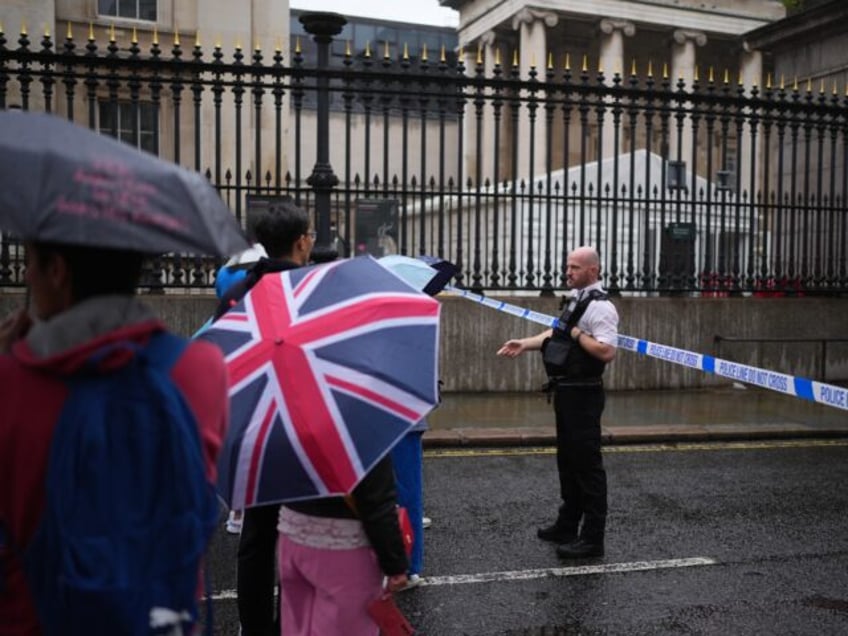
[{"left": 23, "top": 331, "right": 220, "bottom": 635}]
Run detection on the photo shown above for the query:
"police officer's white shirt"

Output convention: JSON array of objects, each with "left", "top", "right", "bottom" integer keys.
[{"left": 568, "top": 281, "right": 619, "bottom": 347}]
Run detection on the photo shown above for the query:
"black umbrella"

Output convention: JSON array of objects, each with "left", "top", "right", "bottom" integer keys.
[{"left": 0, "top": 110, "right": 248, "bottom": 257}]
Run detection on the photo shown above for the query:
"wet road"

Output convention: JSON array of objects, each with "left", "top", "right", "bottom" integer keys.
[{"left": 204, "top": 439, "right": 848, "bottom": 634}]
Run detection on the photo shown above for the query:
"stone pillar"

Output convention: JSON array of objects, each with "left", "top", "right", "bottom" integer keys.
[
  {"left": 480, "top": 30, "right": 498, "bottom": 185},
  {"left": 670, "top": 29, "right": 707, "bottom": 180},
  {"left": 739, "top": 46, "right": 763, "bottom": 200},
  {"left": 512, "top": 8, "right": 559, "bottom": 181},
  {"left": 599, "top": 19, "right": 635, "bottom": 158}
]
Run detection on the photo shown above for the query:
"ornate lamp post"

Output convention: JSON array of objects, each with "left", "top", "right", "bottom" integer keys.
[{"left": 299, "top": 12, "right": 346, "bottom": 263}]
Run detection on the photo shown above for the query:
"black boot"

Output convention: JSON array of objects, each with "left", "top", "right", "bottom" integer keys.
[
  {"left": 556, "top": 538, "right": 604, "bottom": 559},
  {"left": 537, "top": 523, "right": 577, "bottom": 544}
]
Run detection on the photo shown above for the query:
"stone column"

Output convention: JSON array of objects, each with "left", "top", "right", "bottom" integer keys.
[
  {"left": 739, "top": 46, "right": 763, "bottom": 200},
  {"left": 512, "top": 8, "right": 559, "bottom": 181},
  {"left": 599, "top": 19, "right": 635, "bottom": 158},
  {"left": 670, "top": 29, "right": 707, "bottom": 182},
  {"left": 464, "top": 31, "right": 499, "bottom": 186},
  {"left": 480, "top": 30, "right": 499, "bottom": 185}
]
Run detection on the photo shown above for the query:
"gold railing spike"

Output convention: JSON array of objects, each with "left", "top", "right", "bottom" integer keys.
[
  {"left": 194, "top": 31, "right": 200, "bottom": 47},
  {"left": 708, "top": 67, "right": 714, "bottom": 83},
  {"left": 383, "top": 40, "right": 390, "bottom": 59},
  {"left": 581, "top": 54, "right": 588, "bottom": 73},
  {"left": 694, "top": 65, "right": 699, "bottom": 82},
  {"left": 153, "top": 26, "right": 158, "bottom": 45},
  {"left": 440, "top": 44, "right": 445, "bottom": 63},
  {"left": 548, "top": 52, "right": 554, "bottom": 70},
  {"left": 44, "top": 24, "right": 50, "bottom": 38},
  {"left": 345, "top": 40, "right": 351, "bottom": 57},
  {"left": 647, "top": 60, "right": 653, "bottom": 77},
  {"left": 109, "top": 22, "right": 115, "bottom": 42},
  {"left": 531, "top": 52, "right": 537, "bottom": 68},
  {"left": 21, "top": 20, "right": 27, "bottom": 36},
  {"left": 631, "top": 58, "right": 636, "bottom": 76},
  {"left": 476, "top": 43, "right": 482, "bottom": 65},
  {"left": 174, "top": 27, "right": 180, "bottom": 46},
  {"left": 403, "top": 42, "right": 409, "bottom": 61},
  {"left": 832, "top": 81, "right": 838, "bottom": 96},
  {"left": 723, "top": 68, "right": 729, "bottom": 84},
  {"left": 66, "top": 21, "right": 73, "bottom": 39},
  {"left": 766, "top": 73, "right": 772, "bottom": 89},
  {"left": 421, "top": 42, "right": 427, "bottom": 61},
  {"left": 793, "top": 76, "right": 798, "bottom": 91},
  {"left": 512, "top": 49, "right": 518, "bottom": 67},
  {"left": 133, "top": 27, "right": 139, "bottom": 44},
  {"left": 494, "top": 47, "right": 500, "bottom": 66},
  {"left": 565, "top": 52, "right": 570, "bottom": 71},
  {"left": 89, "top": 22, "right": 95, "bottom": 41},
  {"left": 662, "top": 62, "right": 668, "bottom": 79},
  {"left": 295, "top": 36, "right": 301, "bottom": 54}
]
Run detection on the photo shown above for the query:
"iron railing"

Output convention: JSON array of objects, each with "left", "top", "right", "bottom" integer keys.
[{"left": 1, "top": 21, "right": 846, "bottom": 295}]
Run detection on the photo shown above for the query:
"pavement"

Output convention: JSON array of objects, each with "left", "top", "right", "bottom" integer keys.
[{"left": 423, "top": 384, "right": 848, "bottom": 447}]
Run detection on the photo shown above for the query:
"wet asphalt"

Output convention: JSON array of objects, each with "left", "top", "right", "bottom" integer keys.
[{"left": 202, "top": 386, "right": 848, "bottom": 635}]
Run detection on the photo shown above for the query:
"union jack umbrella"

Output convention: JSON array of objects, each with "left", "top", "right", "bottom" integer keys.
[{"left": 201, "top": 256, "right": 441, "bottom": 509}]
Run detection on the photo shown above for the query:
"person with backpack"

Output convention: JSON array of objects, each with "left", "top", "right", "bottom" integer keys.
[
  {"left": 212, "top": 198, "right": 315, "bottom": 636},
  {"left": 497, "top": 246, "right": 619, "bottom": 559},
  {"left": 0, "top": 241, "right": 228, "bottom": 635}
]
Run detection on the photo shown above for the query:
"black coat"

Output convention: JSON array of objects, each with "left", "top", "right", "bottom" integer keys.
[{"left": 285, "top": 456, "right": 409, "bottom": 576}]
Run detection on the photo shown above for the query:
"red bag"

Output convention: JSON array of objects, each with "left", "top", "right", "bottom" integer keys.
[
  {"left": 367, "top": 591, "right": 415, "bottom": 635},
  {"left": 396, "top": 506, "right": 414, "bottom": 559}
]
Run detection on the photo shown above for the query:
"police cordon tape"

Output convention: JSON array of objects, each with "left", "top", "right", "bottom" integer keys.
[{"left": 445, "top": 287, "right": 848, "bottom": 413}]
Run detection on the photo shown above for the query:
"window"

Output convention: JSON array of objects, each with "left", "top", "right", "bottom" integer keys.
[
  {"left": 98, "top": 0, "right": 157, "bottom": 21},
  {"left": 99, "top": 101, "right": 157, "bottom": 154}
]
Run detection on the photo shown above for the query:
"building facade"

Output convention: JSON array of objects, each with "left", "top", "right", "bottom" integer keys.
[{"left": 441, "top": 0, "right": 786, "bottom": 184}]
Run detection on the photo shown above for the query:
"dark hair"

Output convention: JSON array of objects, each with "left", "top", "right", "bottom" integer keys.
[
  {"left": 32, "top": 242, "right": 144, "bottom": 301},
  {"left": 253, "top": 199, "right": 309, "bottom": 259}
]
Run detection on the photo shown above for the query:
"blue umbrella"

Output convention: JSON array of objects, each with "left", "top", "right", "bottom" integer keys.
[
  {"left": 0, "top": 111, "right": 247, "bottom": 257},
  {"left": 378, "top": 254, "right": 457, "bottom": 296},
  {"left": 199, "top": 256, "right": 441, "bottom": 509}
]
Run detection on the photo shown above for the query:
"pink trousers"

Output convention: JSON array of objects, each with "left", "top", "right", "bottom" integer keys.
[{"left": 277, "top": 533, "right": 383, "bottom": 636}]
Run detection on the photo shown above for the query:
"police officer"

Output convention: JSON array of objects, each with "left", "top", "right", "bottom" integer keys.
[{"left": 497, "top": 246, "right": 618, "bottom": 558}]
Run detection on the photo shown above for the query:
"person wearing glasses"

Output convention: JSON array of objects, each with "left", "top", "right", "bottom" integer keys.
[{"left": 213, "top": 197, "right": 314, "bottom": 636}]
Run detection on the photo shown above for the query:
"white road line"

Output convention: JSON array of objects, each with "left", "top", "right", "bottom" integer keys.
[
  {"left": 418, "top": 557, "right": 716, "bottom": 587},
  {"left": 205, "top": 556, "right": 716, "bottom": 600}
]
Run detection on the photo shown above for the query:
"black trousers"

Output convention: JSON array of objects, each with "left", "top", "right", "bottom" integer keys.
[
  {"left": 552, "top": 384, "right": 608, "bottom": 542},
  {"left": 236, "top": 505, "right": 280, "bottom": 636}
]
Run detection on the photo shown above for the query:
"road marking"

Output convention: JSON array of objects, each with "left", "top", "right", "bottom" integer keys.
[
  {"left": 205, "top": 557, "right": 717, "bottom": 599},
  {"left": 425, "top": 439, "right": 848, "bottom": 459},
  {"left": 417, "top": 557, "right": 717, "bottom": 587}
]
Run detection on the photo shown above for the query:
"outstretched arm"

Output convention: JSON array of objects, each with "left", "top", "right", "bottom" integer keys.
[{"left": 497, "top": 328, "right": 553, "bottom": 358}]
